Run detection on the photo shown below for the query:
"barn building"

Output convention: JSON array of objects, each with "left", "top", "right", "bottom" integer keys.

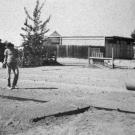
[{"left": 48, "top": 31, "right": 134, "bottom": 59}]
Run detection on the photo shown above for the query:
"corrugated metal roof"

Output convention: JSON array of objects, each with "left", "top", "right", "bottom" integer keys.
[{"left": 106, "top": 36, "right": 134, "bottom": 41}]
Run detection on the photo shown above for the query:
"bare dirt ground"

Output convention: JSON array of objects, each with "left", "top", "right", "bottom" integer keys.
[{"left": 0, "top": 58, "right": 135, "bottom": 135}]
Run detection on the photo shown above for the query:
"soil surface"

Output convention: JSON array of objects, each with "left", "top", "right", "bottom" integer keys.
[{"left": 0, "top": 58, "right": 135, "bottom": 135}]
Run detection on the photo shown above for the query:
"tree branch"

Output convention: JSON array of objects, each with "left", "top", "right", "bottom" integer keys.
[{"left": 24, "top": 7, "right": 34, "bottom": 21}]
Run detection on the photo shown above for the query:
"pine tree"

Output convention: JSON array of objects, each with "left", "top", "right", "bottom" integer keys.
[
  {"left": 131, "top": 30, "right": 135, "bottom": 41},
  {"left": 20, "top": 0, "right": 50, "bottom": 66}
]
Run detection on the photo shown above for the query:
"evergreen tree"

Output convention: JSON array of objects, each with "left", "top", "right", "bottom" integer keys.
[
  {"left": 131, "top": 30, "right": 135, "bottom": 41},
  {"left": 20, "top": 0, "right": 50, "bottom": 66}
]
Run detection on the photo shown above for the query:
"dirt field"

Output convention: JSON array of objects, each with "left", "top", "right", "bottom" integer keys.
[{"left": 0, "top": 58, "right": 135, "bottom": 135}]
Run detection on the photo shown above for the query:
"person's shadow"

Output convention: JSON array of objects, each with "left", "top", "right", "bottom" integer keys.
[
  {"left": 18, "top": 87, "right": 58, "bottom": 90},
  {"left": 0, "top": 95, "right": 48, "bottom": 103}
]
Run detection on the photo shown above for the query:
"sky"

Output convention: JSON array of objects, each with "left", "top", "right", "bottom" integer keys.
[{"left": 0, "top": 0, "right": 135, "bottom": 46}]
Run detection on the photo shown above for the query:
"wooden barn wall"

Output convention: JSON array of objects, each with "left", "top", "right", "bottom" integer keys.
[
  {"left": 105, "top": 42, "right": 113, "bottom": 58},
  {"left": 42, "top": 45, "right": 105, "bottom": 59},
  {"left": 57, "top": 45, "right": 89, "bottom": 59},
  {"left": 105, "top": 39, "right": 134, "bottom": 59}
]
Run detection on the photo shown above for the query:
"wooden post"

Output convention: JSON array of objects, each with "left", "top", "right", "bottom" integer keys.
[
  {"left": 56, "top": 45, "right": 59, "bottom": 59},
  {"left": 60, "top": 37, "right": 62, "bottom": 45},
  {"left": 55, "top": 45, "right": 59, "bottom": 61},
  {"left": 22, "top": 48, "right": 25, "bottom": 67},
  {"left": 66, "top": 45, "right": 68, "bottom": 57},
  {"left": 88, "top": 46, "right": 90, "bottom": 64},
  {"left": 112, "top": 46, "right": 114, "bottom": 69}
]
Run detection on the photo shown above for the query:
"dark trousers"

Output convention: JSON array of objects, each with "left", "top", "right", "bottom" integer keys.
[{"left": 7, "top": 62, "right": 19, "bottom": 87}]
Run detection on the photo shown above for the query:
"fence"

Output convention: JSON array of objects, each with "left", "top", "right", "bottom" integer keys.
[
  {"left": 40, "top": 45, "right": 89, "bottom": 59},
  {"left": 57, "top": 45, "right": 89, "bottom": 59},
  {"left": 43, "top": 45, "right": 105, "bottom": 59}
]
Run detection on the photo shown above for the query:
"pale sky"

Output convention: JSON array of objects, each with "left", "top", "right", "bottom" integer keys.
[{"left": 0, "top": 0, "right": 135, "bottom": 46}]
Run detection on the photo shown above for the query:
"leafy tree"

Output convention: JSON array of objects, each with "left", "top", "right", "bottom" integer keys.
[
  {"left": 20, "top": 0, "right": 50, "bottom": 66},
  {"left": 131, "top": 30, "right": 135, "bottom": 41}
]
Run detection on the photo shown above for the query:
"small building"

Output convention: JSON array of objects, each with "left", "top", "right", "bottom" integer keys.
[
  {"left": 89, "top": 36, "right": 134, "bottom": 59},
  {"left": 105, "top": 36, "right": 134, "bottom": 59},
  {"left": 47, "top": 31, "right": 62, "bottom": 45},
  {"left": 46, "top": 32, "right": 134, "bottom": 59}
]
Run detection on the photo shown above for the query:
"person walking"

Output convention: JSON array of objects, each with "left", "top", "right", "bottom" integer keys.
[{"left": 3, "top": 43, "right": 19, "bottom": 89}]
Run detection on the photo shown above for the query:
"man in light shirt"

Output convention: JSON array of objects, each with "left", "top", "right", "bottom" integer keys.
[{"left": 3, "top": 43, "right": 19, "bottom": 89}]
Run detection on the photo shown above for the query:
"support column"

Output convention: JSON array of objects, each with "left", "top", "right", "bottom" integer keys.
[
  {"left": 112, "top": 46, "right": 114, "bottom": 69},
  {"left": 88, "top": 46, "right": 91, "bottom": 64}
]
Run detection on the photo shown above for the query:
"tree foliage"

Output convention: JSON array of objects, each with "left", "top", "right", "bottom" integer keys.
[
  {"left": 20, "top": 0, "right": 50, "bottom": 66},
  {"left": 131, "top": 30, "right": 135, "bottom": 41}
]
